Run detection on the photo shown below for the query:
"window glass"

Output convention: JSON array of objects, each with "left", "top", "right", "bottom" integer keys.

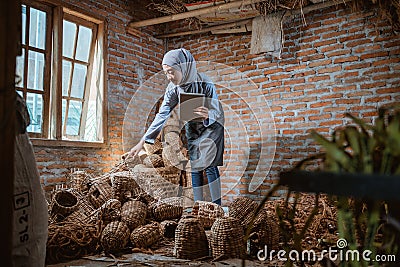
[
  {"left": 70, "top": 63, "right": 87, "bottom": 98},
  {"left": 66, "top": 100, "right": 82, "bottom": 135},
  {"left": 16, "top": 48, "right": 25, "bottom": 87},
  {"left": 75, "top": 25, "right": 92, "bottom": 62},
  {"left": 29, "top": 7, "right": 46, "bottom": 50},
  {"left": 22, "top": 5, "right": 26, "bottom": 45},
  {"left": 62, "top": 20, "right": 76, "bottom": 59},
  {"left": 27, "top": 50, "right": 44, "bottom": 91},
  {"left": 62, "top": 60, "right": 72, "bottom": 96},
  {"left": 26, "top": 92, "right": 43, "bottom": 133}
]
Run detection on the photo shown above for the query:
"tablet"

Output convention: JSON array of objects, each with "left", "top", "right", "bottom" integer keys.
[{"left": 179, "top": 92, "right": 205, "bottom": 122}]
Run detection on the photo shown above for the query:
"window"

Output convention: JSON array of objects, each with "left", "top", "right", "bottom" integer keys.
[{"left": 16, "top": 1, "right": 106, "bottom": 144}]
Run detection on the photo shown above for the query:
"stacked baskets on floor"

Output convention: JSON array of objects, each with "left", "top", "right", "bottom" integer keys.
[
  {"left": 192, "top": 200, "right": 225, "bottom": 229},
  {"left": 211, "top": 217, "right": 245, "bottom": 259},
  {"left": 174, "top": 215, "right": 209, "bottom": 260}
]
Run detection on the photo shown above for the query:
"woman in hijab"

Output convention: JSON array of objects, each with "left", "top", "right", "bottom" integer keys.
[{"left": 127, "top": 48, "right": 224, "bottom": 205}]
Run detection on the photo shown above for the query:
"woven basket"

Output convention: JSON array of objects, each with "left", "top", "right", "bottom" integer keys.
[
  {"left": 192, "top": 201, "right": 225, "bottom": 229},
  {"left": 130, "top": 222, "right": 162, "bottom": 248},
  {"left": 164, "top": 131, "right": 182, "bottom": 146},
  {"left": 88, "top": 181, "right": 113, "bottom": 209},
  {"left": 228, "top": 196, "right": 258, "bottom": 229},
  {"left": 162, "top": 145, "right": 187, "bottom": 168},
  {"left": 143, "top": 138, "right": 163, "bottom": 155},
  {"left": 111, "top": 171, "right": 140, "bottom": 203},
  {"left": 151, "top": 197, "right": 183, "bottom": 221},
  {"left": 143, "top": 154, "right": 164, "bottom": 168},
  {"left": 63, "top": 193, "right": 95, "bottom": 223},
  {"left": 50, "top": 190, "right": 79, "bottom": 219},
  {"left": 249, "top": 208, "right": 280, "bottom": 255},
  {"left": 68, "top": 170, "right": 89, "bottom": 193},
  {"left": 174, "top": 215, "right": 209, "bottom": 260},
  {"left": 121, "top": 200, "right": 147, "bottom": 230},
  {"left": 160, "top": 220, "right": 178, "bottom": 238},
  {"left": 132, "top": 167, "right": 180, "bottom": 199},
  {"left": 156, "top": 166, "right": 181, "bottom": 185},
  {"left": 211, "top": 217, "right": 245, "bottom": 259},
  {"left": 100, "top": 221, "right": 130, "bottom": 253},
  {"left": 95, "top": 198, "right": 121, "bottom": 225}
]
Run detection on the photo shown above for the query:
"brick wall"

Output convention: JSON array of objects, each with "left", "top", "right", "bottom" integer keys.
[
  {"left": 33, "top": 0, "right": 165, "bottom": 192},
  {"left": 169, "top": 3, "right": 400, "bottom": 202}
]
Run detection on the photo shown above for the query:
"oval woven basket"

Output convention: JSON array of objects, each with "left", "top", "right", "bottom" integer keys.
[
  {"left": 50, "top": 189, "right": 79, "bottom": 219},
  {"left": 96, "top": 198, "right": 121, "bottom": 225},
  {"left": 111, "top": 171, "right": 140, "bottom": 203},
  {"left": 211, "top": 217, "right": 245, "bottom": 259},
  {"left": 192, "top": 201, "right": 225, "bottom": 229},
  {"left": 249, "top": 208, "right": 280, "bottom": 255},
  {"left": 100, "top": 221, "right": 130, "bottom": 254},
  {"left": 130, "top": 222, "right": 162, "bottom": 248},
  {"left": 174, "top": 215, "right": 209, "bottom": 260},
  {"left": 121, "top": 200, "right": 147, "bottom": 230},
  {"left": 88, "top": 181, "right": 113, "bottom": 209},
  {"left": 160, "top": 220, "right": 178, "bottom": 238},
  {"left": 143, "top": 138, "right": 163, "bottom": 155},
  {"left": 151, "top": 197, "right": 183, "bottom": 221},
  {"left": 143, "top": 154, "right": 164, "bottom": 168},
  {"left": 228, "top": 196, "right": 258, "bottom": 229}
]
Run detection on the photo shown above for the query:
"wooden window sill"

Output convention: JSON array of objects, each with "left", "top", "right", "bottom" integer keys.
[{"left": 31, "top": 138, "right": 107, "bottom": 148}]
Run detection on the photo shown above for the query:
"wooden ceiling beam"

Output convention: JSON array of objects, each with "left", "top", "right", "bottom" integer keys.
[
  {"left": 127, "top": 0, "right": 265, "bottom": 28},
  {"left": 154, "top": 0, "right": 352, "bottom": 38}
]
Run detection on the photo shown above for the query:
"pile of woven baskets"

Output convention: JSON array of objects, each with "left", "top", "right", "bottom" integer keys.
[
  {"left": 46, "top": 160, "right": 186, "bottom": 264},
  {"left": 173, "top": 197, "right": 281, "bottom": 261}
]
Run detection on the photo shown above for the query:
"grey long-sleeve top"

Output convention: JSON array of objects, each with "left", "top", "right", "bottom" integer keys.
[{"left": 143, "top": 78, "right": 223, "bottom": 144}]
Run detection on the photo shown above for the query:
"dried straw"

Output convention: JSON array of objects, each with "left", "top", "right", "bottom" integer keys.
[{"left": 46, "top": 221, "right": 101, "bottom": 264}]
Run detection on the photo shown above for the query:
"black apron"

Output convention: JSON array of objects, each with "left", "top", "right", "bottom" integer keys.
[{"left": 185, "top": 112, "right": 224, "bottom": 172}]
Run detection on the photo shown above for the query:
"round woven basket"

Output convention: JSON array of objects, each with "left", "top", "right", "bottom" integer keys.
[
  {"left": 143, "top": 138, "right": 163, "bottom": 155},
  {"left": 228, "top": 196, "right": 258, "bottom": 229},
  {"left": 121, "top": 200, "right": 147, "bottom": 230},
  {"left": 130, "top": 222, "right": 162, "bottom": 248},
  {"left": 160, "top": 220, "right": 178, "bottom": 238},
  {"left": 111, "top": 171, "right": 140, "bottom": 203},
  {"left": 100, "top": 221, "right": 130, "bottom": 253},
  {"left": 211, "top": 217, "right": 245, "bottom": 259},
  {"left": 88, "top": 181, "right": 113, "bottom": 209},
  {"left": 161, "top": 145, "right": 187, "bottom": 169},
  {"left": 249, "top": 208, "right": 280, "bottom": 255},
  {"left": 192, "top": 201, "right": 225, "bottom": 229},
  {"left": 143, "top": 154, "right": 164, "bottom": 168},
  {"left": 156, "top": 166, "right": 181, "bottom": 185},
  {"left": 174, "top": 215, "right": 209, "bottom": 260},
  {"left": 96, "top": 198, "right": 121, "bottom": 225},
  {"left": 50, "top": 190, "right": 79, "bottom": 219},
  {"left": 151, "top": 197, "right": 183, "bottom": 221}
]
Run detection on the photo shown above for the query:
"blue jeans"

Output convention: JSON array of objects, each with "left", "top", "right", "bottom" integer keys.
[{"left": 191, "top": 166, "right": 221, "bottom": 205}]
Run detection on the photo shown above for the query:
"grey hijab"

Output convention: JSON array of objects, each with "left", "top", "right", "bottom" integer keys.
[{"left": 162, "top": 48, "right": 201, "bottom": 91}]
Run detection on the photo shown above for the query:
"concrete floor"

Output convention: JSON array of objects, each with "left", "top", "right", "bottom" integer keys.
[{"left": 46, "top": 253, "right": 270, "bottom": 267}]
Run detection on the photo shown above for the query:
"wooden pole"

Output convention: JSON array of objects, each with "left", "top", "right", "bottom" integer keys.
[
  {"left": 155, "top": 18, "right": 252, "bottom": 38},
  {"left": 0, "top": 0, "right": 20, "bottom": 265},
  {"left": 127, "top": 0, "right": 266, "bottom": 28},
  {"left": 153, "top": 0, "right": 352, "bottom": 38}
]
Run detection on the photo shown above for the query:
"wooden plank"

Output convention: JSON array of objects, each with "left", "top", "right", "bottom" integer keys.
[
  {"left": 155, "top": 18, "right": 252, "bottom": 38},
  {"left": 0, "top": 0, "right": 21, "bottom": 264},
  {"left": 31, "top": 138, "right": 106, "bottom": 148},
  {"left": 52, "top": 6, "right": 63, "bottom": 139},
  {"left": 127, "top": 0, "right": 266, "bottom": 28}
]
